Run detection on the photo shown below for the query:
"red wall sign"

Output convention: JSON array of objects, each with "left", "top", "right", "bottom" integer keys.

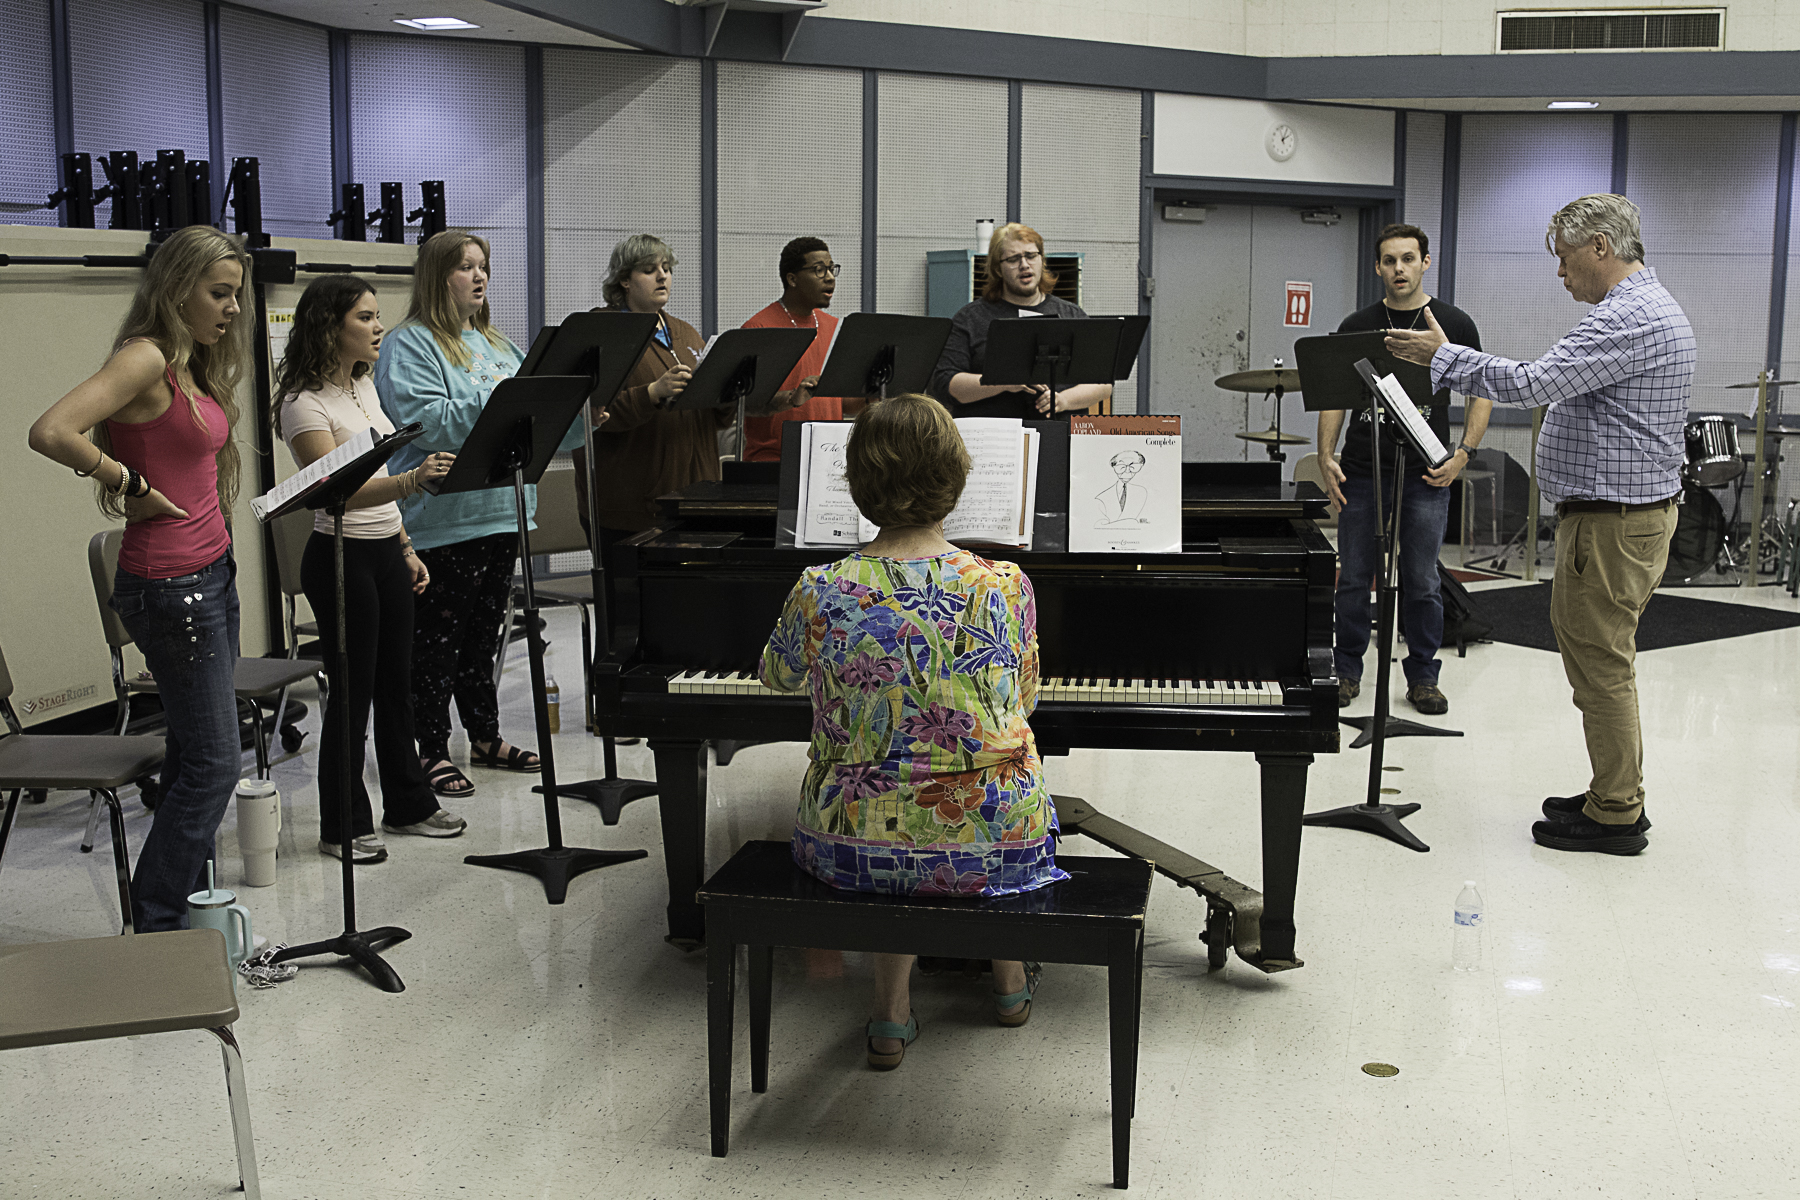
[{"left": 1284, "top": 282, "right": 1313, "bottom": 328}]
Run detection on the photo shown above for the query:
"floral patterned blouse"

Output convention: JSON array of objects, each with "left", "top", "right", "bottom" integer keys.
[{"left": 759, "top": 550, "right": 1067, "bottom": 897}]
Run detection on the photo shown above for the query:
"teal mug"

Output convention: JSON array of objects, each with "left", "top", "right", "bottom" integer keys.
[{"left": 187, "top": 885, "right": 252, "bottom": 989}]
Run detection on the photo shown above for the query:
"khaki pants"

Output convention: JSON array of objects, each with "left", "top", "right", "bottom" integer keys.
[{"left": 1548, "top": 503, "right": 1677, "bottom": 824}]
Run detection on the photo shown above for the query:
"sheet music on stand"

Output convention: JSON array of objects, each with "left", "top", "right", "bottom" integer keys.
[
  {"left": 1355, "top": 361, "right": 1453, "bottom": 469},
  {"left": 252, "top": 427, "right": 380, "bottom": 521}
]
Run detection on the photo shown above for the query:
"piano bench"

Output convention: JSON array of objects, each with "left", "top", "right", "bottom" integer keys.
[{"left": 696, "top": 838, "right": 1153, "bottom": 1189}]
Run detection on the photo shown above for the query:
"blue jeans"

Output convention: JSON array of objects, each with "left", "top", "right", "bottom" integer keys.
[
  {"left": 110, "top": 550, "right": 241, "bottom": 932},
  {"left": 1334, "top": 471, "right": 1451, "bottom": 687}
]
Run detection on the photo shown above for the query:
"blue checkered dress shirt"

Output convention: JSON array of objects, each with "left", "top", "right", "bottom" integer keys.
[{"left": 1429, "top": 268, "right": 1694, "bottom": 506}]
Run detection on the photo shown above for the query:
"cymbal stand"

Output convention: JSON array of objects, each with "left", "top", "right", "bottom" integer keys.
[{"left": 1303, "top": 380, "right": 1460, "bottom": 853}]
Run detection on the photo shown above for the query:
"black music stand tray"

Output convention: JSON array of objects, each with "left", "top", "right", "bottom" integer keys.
[
  {"left": 982, "top": 315, "right": 1149, "bottom": 413},
  {"left": 668, "top": 327, "right": 814, "bottom": 471},
  {"left": 812, "top": 312, "right": 953, "bottom": 401},
  {"left": 519, "top": 312, "right": 662, "bottom": 825},
  {"left": 1293, "top": 333, "right": 1461, "bottom": 854},
  {"left": 435, "top": 375, "right": 650, "bottom": 901},
  {"left": 261, "top": 423, "right": 424, "bottom": 992}
]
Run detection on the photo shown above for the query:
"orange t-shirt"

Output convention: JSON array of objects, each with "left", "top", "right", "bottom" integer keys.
[{"left": 741, "top": 301, "right": 844, "bottom": 463}]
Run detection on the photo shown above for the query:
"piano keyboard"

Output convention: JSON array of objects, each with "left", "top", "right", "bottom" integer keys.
[{"left": 666, "top": 671, "right": 1283, "bottom": 707}]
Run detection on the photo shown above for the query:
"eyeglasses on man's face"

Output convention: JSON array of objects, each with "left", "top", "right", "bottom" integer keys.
[
  {"left": 997, "top": 250, "right": 1043, "bottom": 268},
  {"left": 801, "top": 262, "right": 843, "bottom": 278}
]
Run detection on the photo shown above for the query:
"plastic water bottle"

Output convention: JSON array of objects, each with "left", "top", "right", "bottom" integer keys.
[
  {"left": 1453, "top": 881, "right": 1483, "bottom": 971},
  {"left": 545, "top": 671, "right": 561, "bottom": 734}
]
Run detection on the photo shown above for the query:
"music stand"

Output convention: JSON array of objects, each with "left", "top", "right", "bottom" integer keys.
[
  {"left": 981, "top": 316, "right": 1146, "bottom": 415},
  {"left": 435, "top": 375, "right": 651, "bottom": 902},
  {"left": 1293, "top": 332, "right": 1461, "bottom": 854},
  {"left": 666, "top": 327, "right": 814, "bottom": 468},
  {"left": 811, "top": 312, "right": 953, "bottom": 401},
  {"left": 518, "top": 311, "right": 662, "bottom": 825},
  {"left": 260, "top": 423, "right": 424, "bottom": 993}
]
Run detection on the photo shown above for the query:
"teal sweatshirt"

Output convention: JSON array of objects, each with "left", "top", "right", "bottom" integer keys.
[{"left": 373, "top": 324, "right": 585, "bottom": 551}]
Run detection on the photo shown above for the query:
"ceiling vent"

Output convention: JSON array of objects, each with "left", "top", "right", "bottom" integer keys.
[{"left": 1497, "top": 8, "right": 1723, "bottom": 52}]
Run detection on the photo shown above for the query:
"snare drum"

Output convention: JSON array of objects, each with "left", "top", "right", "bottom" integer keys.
[{"left": 1683, "top": 415, "right": 1744, "bottom": 487}]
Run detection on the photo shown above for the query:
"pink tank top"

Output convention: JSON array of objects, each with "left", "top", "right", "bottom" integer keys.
[{"left": 106, "top": 367, "right": 232, "bottom": 578}]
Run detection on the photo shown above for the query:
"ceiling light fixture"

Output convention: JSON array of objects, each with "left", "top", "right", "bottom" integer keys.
[
  {"left": 394, "top": 16, "right": 481, "bottom": 30},
  {"left": 1546, "top": 100, "right": 1600, "bottom": 109}
]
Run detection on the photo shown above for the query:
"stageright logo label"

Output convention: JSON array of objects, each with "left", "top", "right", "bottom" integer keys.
[{"left": 20, "top": 683, "right": 99, "bottom": 716}]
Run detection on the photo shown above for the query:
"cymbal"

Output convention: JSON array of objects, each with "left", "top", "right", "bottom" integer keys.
[
  {"left": 1725, "top": 379, "right": 1797, "bottom": 389},
  {"left": 1216, "top": 368, "right": 1302, "bottom": 392},
  {"left": 1236, "top": 427, "right": 1310, "bottom": 445}
]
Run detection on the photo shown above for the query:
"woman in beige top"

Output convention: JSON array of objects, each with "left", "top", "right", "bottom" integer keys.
[{"left": 274, "top": 274, "right": 464, "bottom": 863}]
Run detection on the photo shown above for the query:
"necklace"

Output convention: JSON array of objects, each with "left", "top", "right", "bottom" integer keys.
[
  {"left": 778, "top": 300, "right": 818, "bottom": 329},
  {"left": 1386, "top": 303, "right": 1426, "bottom": 331},
  {"left": 327, "top": 374, "right": 372, "bottom": 421}
]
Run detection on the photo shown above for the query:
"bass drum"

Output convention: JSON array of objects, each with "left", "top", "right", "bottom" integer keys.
[
  {"left": 1667, "top": 484, "right": 1725, "bottom": 581},
  {"left": 1683, "top": 415, "right": 1744, "bottom": 487}
]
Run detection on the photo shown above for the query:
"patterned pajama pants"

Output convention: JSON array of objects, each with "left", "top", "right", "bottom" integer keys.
[{"left": 410, "top": 533, "right": 518, "bottom": 761}]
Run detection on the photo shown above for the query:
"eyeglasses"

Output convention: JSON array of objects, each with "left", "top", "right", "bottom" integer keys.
[
  {"left": 800, "top": 263, "right": 843, "bottom": 278},
  {"left": 996, "top": 250, "right": 1043, "bottom": 268}
]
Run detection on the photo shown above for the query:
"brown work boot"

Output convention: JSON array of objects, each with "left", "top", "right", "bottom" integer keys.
[
  {"left": 1406, "top": 682, "right": 1449, "bottom": 715},
  {"left": 1337, "top": 677, "right": 1360, "bottom": 707}
]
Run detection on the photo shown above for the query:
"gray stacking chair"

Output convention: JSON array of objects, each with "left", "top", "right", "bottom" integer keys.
[
  {"left": 268, "top": 507, "right": 328, "bottom": 749},
  {"left": 517, "top": 463, "right": 600, "bottom": 726},
  {"left": 0, "top": 929, "right": 262, "bottom": 1197},
  {"left": 86, "top": 530, "right": 323, "bottom": 781},
  {"left": 0, "top": 638, "right": 164, "bottom": 934}
]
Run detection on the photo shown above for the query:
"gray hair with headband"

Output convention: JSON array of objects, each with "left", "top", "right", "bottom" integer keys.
[{"left": 1546, "top": 194, "right": 1645, "bottom": 263}]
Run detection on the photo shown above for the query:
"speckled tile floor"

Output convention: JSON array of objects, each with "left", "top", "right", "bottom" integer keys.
[{"left": 2, "top": 585, "right": 1797, "bottom": 1199}]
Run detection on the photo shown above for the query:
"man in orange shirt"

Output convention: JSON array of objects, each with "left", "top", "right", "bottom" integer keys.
[{"left": 740, "top": 236, "right": 862, "bottom": 462}]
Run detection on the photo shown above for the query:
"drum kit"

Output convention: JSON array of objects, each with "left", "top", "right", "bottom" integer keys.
[
  {"left": 1669, "top": 377, "right": 1796, "bottom": 583},
  {"left": 1217, "top": 365, "right": 1308, "bottom": 462}
]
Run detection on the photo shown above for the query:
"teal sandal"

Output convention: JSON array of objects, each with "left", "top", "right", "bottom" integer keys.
[
  {"left": 866, "top": 1012, "right": 920, "bottom": 1070},
  {"left": 994, "top": 962, "right": 1043, "bottom": 1028}
]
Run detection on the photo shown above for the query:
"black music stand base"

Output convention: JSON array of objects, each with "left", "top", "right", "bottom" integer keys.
[
  {"left": 543, "top": 737, "right": 657, "bottom": 825},
  {"left": 274, "top": 927, "right": 412, "bottom": 993},
  {"left": 463, "top": 846, "right": 648, "bottom": 905},
  {"left": 1339, "top": 714, "right": 1464, "bottom": 750},
  {"left": 1302, "top": 801, "right": 1428, "bottom": 853}
]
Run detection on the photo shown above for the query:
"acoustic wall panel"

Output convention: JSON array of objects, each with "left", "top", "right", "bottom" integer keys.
[
  {"left": 1455, "top": 114, "right": 1612, "bottom": 366},
  {"left": 1021, "top": 83, "right": 1140, "bottom": 412},
  {"left": 348, "top": 33, "right": 529, "bottom": 343},
  {"left": 543, "top": 49, "right": 702, "bottom": 331},
  {"left": 68, "top": 0, "right": 208, "bottom": 228},
  {"left": 1, "top": 0, "right": 59, "bottom": 227},
  {"left": 218, "top": 7, "right": 332, "bottom": 241},
  {"left": 717, "top": 61, "right": 861, "bottom": 330},
  {"left": 876, "top": 72, "right": 1007, "bottom": 316},
  {"left": 1402, "top": 111, "right": 1445, "bottom": 294},
  {"left": 1784, "top": 143, "right": 1800, "bottom": 389},
  {"left": 1627, "top": 114, "right": 1780, "bottom": 410}
]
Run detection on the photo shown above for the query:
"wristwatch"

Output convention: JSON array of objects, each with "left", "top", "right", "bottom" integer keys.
[{"left": 1456, "top": 443, "right": 1478, "bottom": 459}]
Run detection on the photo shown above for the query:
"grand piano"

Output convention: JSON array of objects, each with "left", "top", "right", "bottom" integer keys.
[{"left": 592, "top": 425, "right": 1338, "bottom": 973}]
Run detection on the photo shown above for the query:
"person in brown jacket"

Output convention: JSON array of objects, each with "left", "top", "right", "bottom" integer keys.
[{"left": 573, "top": 234, "right": 733, "bottom": 539}]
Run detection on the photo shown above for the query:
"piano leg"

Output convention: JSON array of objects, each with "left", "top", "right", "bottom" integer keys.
[
  {"left": 650, "top": 738, "right": 709, "bottom": 949},
  {"left": 1254, "top": 752, "right": 1312, "bottom": 971}
]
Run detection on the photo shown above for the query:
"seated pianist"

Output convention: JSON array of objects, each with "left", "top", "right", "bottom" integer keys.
[{"left": 756, "top": 394, "right": 1067, "bottom": 1070}]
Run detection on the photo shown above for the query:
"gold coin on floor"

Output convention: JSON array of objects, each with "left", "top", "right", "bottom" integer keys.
[{"left": 1362, "top": 1063, "right": 1400, "bottom": 1078}]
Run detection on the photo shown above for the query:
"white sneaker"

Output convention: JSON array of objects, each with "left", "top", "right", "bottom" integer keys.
[
  {"left": 382, "top": 809, "right": 468, "bottom": 838},
  {"left": 318, "top": 834, "right": 388, "bottom": 863}
]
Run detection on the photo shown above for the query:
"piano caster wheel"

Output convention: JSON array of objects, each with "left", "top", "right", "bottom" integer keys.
[{"left": 1201, "top": 908, "right": 1232, "bottom": 971}]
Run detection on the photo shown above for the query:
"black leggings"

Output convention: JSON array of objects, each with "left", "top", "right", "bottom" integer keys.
[
  {"left": 409, "top": 533, "right": 517, "bottom": 761},
  {"left": 300, "top": 532, "right": 439, "bottom": 841}
]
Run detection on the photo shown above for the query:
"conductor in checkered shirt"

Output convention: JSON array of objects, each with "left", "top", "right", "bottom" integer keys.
[{"left": 1385, "top": 194, "right": 1694, "bottom": 858}]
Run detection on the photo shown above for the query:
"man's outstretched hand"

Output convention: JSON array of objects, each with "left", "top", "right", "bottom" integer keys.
[{"left": 1384, "top": 306, "right": 1449, "bottom": 366}]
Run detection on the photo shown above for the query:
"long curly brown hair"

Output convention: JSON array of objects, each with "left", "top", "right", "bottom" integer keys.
[{"left": 271, "top": 274, "right": 377, "bottom": 438}]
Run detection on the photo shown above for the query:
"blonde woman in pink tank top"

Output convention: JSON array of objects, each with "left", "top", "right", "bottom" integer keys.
[{"left": 28, "top": 225, "right": 253, "bottom": 933}]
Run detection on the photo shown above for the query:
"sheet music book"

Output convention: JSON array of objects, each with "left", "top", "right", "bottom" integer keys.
[
  {"left": 251, "top": 427, "right": 378, "bottom": 522},
  {"left": 1067, "top": 414, "right": 1183, "bottom": 554},
  {"left": 943, "top": 418, "right": 1040, "bottom": 548},
  {"left": 795, "top": 422, "right": 878, "bottom": 548},
  {"left": 1370, "top": 370, "right": 1452, "bottom": 468}
]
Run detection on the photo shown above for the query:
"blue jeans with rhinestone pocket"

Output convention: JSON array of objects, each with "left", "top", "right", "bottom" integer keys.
[{"left": 110, "top": 550, "right": 241, "bottom": 932}]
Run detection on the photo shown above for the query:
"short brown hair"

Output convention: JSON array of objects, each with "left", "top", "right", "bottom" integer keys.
[
  {"left": 845, "top": 394, "right": 971, "bottom": 528},
  {"left": 981, "top": 221, "right": 1060, "bottom": 302},
  {"left": 1375, "top": 223, "right": 1429, "bottom": 260}
]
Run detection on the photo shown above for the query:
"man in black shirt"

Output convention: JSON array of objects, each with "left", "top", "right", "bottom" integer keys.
[{"left": 1318, "top": 223, "right": 1491, "bottom": 715}]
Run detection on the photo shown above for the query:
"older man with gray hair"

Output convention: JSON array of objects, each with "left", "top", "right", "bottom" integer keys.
[{"left": 1384, "top": 194, "right": 1694, "bottom": 857}]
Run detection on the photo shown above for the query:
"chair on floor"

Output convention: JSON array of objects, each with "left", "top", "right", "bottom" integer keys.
[
  {"left": 0, "top": 639, "right": 164, "bottom": 934},
  {"left": 500, "top": 463, "right": 599, "bottom": 726},
  {"left": 697, "top": 831, "right": 1153, "bottom": 1190},
  {"left": 1293, "top": 453, "right": 1338, "bottom": 529},
  {"left": 87, "top": 530, "right": 324, "bottom": 782},
  {"left": 0, "top": 929, "right": 262, "bottom": 1197},
  {"left": 267, "top": 507, "right": 328, "bottom": 752}
]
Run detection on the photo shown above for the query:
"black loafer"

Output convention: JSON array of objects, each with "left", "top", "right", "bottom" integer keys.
[
  {"left": 1542, "top": 793, "right": 1651, "bottom": 831},
  {"left": 1531, "top": 812, "right": 1648, "bottom": 855}
]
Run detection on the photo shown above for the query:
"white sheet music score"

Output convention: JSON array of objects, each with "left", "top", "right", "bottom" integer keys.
[
  {"left": 251, "top": 427, "right": 377, "bottom": 522},
  {"left": 942, "top": 418, "right": 1039, "bottom": 547},
  {"left": 796, "top": 422, "right": 877, "bottom": 547},
  {"left": 1371, "top": 371, "right": 1452, "bottom": 467}
]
